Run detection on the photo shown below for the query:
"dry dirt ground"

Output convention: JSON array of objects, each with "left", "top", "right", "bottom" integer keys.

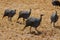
[{"left": 0, "top": 0, "right": 60, "bottom": 40}]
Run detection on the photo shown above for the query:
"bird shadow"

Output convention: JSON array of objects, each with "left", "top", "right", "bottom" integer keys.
[
  {"left": 27, "top": 31, "right": 42, "bottom": 35},
  {"left": 16, "top": 21, "right": 23, "bottom": 24},
  {"left": 54, "top": 26, "right": 60, "bottom": 29}
]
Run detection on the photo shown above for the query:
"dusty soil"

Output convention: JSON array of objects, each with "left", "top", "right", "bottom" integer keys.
[{"left": 0, "top": 0, "right": 60, "bottom": 40}]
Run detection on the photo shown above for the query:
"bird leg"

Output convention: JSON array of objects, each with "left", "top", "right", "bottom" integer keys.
[
  {"left": 53, "top": 22, "right": 55, "bottom": 27},
  {"left": 21, "top": 26, "right": 27, "bottom": 31},
  {"left": 30, "top": 27, "right": 32, "bottom": 33},
  {"left": 35, "top": 28, "right": 38, "bottom": 33},
  {"left": 23, "top": 18, "right": 25, "bottom": 24},
  {"left": 17, "top": 17, "right": 20, "bottom": 21},
  {"left": 16, "top": 17, "right": 19, "bottom": 23},
  {"left": 8, "top": 17, "right": 12, "bottom": 22}
]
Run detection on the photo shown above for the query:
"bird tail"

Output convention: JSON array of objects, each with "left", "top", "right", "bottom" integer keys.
[{"left": 2, "top": 15, "right": 5, "bottom": 19}]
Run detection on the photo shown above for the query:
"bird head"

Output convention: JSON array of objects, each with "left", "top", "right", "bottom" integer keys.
[
  {"left": 30, "top": 8, "right": 32, "bottom": 10},
  {"left": 54, "top": 10, "right": 57, "bottom": 15},
  {"left": 40, "top": 14, "right": 44, "bottom": 16},
  {"left": 14, "top": 9, "right": 16, "bottom": 11},
  {"left": 29, "top": 8, "right": 32, "bottom": 14},
  {"left": 55, "top": 10, "right": 57, "bottom": 13}
]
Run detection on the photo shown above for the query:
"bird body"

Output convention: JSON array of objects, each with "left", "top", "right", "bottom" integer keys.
[
  {"left": 51, "top": 11, "right": 58, "bottom": 23},
  {"left": 19, "top": 11, "right": 30, "bottom": 19},
  {"left": 52, "top": 0, "right": 60, "bottom": 6},
  {"left": 9, "top": 10, "right": 16, "bottom": 17},
  {"left": 4, "top": 9, "right": 11, "bottom": 16},
  {"left": 17, "top": 9, "right": 31, "bottom": 24},
  {"left": 25, "top": 17, "right": 41, "bottom": 28},
  {"left": 18, "top": 9, "right": 31, "bottom": 19}
]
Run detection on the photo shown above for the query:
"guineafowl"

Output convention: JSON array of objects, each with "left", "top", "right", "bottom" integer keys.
[
  {"left": 2, "top": 9, "right": 16, "bottom": 21},
  {"left": 17, "top": 9, "right": 31, "bottom": 24},
  {"left": 51, "top": 11, "right": 58, "bottom": 27},
  {"left": 22, "top": 14, "right": 44, "bottom": 33},
  {"left": 52, "top": 0, "right": 60, "bottom": 9}
]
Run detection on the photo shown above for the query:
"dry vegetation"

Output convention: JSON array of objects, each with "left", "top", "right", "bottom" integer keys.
[{"left": 0, "top": 0, "right": 60, "bottom": 40}]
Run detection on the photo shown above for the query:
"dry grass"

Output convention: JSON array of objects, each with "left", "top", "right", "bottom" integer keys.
[{"left": 0, "top": 0, "right": 60, "bottom": 40}]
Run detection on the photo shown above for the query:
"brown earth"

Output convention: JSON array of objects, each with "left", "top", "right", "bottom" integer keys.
[{"left": 0, "top": 0, "right": 60, "bottom": 40}]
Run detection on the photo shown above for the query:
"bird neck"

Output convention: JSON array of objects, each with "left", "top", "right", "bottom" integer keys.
[
  {"left": 29, "top": 9, "right": 31, "bottom": 15},
  {"left": 39, "top": 16, "right": 42, "bottom": 22}
]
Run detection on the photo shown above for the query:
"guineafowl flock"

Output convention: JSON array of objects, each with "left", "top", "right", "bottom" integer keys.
[{"left": 2, "top": 0, "right": 60, "bottom": 34}]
